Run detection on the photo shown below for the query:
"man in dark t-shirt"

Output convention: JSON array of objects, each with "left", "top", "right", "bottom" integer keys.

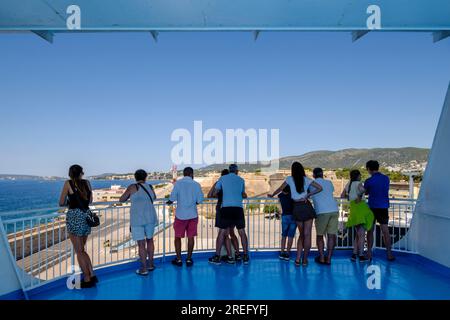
[{"left": 365, "top": 160, "right": 395, "bottom": 261}]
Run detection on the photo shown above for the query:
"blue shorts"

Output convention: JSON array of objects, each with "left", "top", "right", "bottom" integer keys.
[
  {"left": 281, "top": 214, "right": 297, "bottom": 238},
  {"left": 131, "top": 223, "right": 156, "bottom": 241}
]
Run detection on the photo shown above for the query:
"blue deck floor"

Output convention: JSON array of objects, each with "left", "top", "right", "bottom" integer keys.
[{"left": 29, "top": 250, "right": 450, "bottom": 300}]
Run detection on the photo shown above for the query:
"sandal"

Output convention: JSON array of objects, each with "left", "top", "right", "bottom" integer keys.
[{"left": 136, "top": 269, "right": 149, "bottom": 276}]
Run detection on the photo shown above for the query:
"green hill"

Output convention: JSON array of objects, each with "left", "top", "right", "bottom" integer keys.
[{"left": 199, "top": 147, "right": 429, "bottom": 172}]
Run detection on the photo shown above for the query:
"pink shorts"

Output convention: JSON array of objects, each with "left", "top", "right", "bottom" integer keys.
[{"left": 174, "top": 217, "right": 198, "bottom": 238}]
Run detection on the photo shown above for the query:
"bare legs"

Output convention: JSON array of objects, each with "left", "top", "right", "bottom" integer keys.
[
  {"left": 187, "top": 237, "right": 195, "bottom": 260},
  {"left": 147, "top": 238, "right": 155, "bottom": 267},
  {"left": 69, "top": 234, "right": 94, "bottom": 282},
  {"left": 316, "top": 235, "right": 325, "bottom": 262},
  {"left": 175, "top": 236, "right": 195, "bottom": 260},
  {"left": 366, "top": 223, "right": 394, "bottom": 260},
  {"left": 295, "top": 219, "right": 313, "bottom": 265},
  {"left": 174, "top": 236, "right": 195, "bottom": 261},
  {"left": 137, "top": 238, "right": 155, "bottom": 272},
  {"left": 353, "top": 225, "right": 366, "bottom": 256},
  {"left": 325, "top": 234, "right": 336, "bottom": 263},
  {"left": 215, "top": 228, "right": 230, "bottom": 256},
  {"left": 281, "top": 236, "right": 294, "bottom": 254},
  {"left": 237, "top": 228, "right": 248, "bottom": 255},
  {"left": 229, "top": 228, "right": 240, "bottom": 254},
  {"left": 174, "top": 237, "right": 182, "bottom": 260}
]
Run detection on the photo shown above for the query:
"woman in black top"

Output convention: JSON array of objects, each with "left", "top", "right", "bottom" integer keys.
[{"left": 59, "top": 164, "right": 97, "bottom": 288}]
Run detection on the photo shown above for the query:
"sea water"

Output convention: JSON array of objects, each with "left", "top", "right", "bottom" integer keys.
[{"left": 0, "top": 179, "right": 165, "bottom": 233}]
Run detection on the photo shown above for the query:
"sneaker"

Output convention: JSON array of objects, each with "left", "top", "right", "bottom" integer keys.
[
  {"left": 279, "top": 252, "right": 290, "bottom": 261},
  {"left": 243, "top": 254, "right": 250, "bottom": 265},
  {"left": 186, "top": 258, "right": 194, "bottom": 267},
  {"left": 208, "top": 255, "right": 221, "bottom": 265},
  {"left": 359, "top": 255, "right": 369, "bottom": 263},
  {"left": 171, "top": 258, "right": 183, "bottom": 267},
  {"left": 235, "top": 252, "right": 242, "bottom": 262},
  {"left": 220, "top": 255, "right": 228, "bottom": 262},
  {"left": 351, "top": 254, "right": 358, "bottom": 262},
  {"left": 135, "top": 269, "right": 149, "bottom": 276},
  {"left": 225, "top": 256, "right": 235, "bottom": 264}
]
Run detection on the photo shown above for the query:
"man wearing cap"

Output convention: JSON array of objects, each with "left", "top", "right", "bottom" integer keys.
[{"left": 209, "top": 164, "right": 249, "bottom": 265}]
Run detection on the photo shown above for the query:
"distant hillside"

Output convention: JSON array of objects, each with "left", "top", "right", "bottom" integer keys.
[
  {"left": 0, "top": 174, "right": 63, "bottom": 180},
  {"left": 199, "top": 147, "right": 429, "bottom": 172}
]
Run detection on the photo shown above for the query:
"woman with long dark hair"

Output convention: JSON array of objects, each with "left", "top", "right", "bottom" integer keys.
[
  {"left": 59, "top": 164, "right": 97, "bottom": 288},
  {"left": 269, "top": 162, "right": 323, "bottom": 266},
  {"left": 341, "top": 169, "right": 374, "bottom": 262}
]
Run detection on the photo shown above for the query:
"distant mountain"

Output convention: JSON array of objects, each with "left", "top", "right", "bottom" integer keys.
[
  {"left": 0, "top": 174, "right": 64, "bottom": 180},
  {"left": 199, "top": 147, "right": 429, "bottom": 172}
]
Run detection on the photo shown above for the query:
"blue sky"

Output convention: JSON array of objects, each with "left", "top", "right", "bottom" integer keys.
[{"left": 0, "top": 31, "right": 449, "bottom": 176}]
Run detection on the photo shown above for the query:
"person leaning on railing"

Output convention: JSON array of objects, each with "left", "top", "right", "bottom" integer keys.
[
  {"left": 310, "top": 167, "right": 340, "bottom": 265},
  {"left": 341, "top": 169, "right": 374, "bottom": 263},
  {"left": 119, "top": 169, "right": 158, "bottom": 276},
  {"left": 207, "top": 169, "right": 241, "bottom": 263},
  {"left": 166, "top": 167, "right": 204, "bottom": 267},
  {"left": 209, "top": 164, "right": 249, "bottom": 265},
  {"left": 58, "top": 164, "right": 97, "bottom": 288},
  {"left": 364, "top": 160, "right": 395, "bottom": 262},
  {"left": 269, "top": 162, "right": 323, "bottom": 267}
]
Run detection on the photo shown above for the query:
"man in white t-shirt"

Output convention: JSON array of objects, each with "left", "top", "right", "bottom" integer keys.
[
  {"left": 167, "top": 167, "right": 204, "bottom": 267},
  {"left": 310, "top": 168, "right": 339, "bottom": 265}
]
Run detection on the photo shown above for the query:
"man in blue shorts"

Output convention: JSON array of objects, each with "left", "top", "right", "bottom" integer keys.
[{"left": 277, "top": 185, "right": 296, "bottom": 260}]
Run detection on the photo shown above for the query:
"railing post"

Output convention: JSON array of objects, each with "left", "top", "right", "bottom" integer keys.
[
  {"left": 70, "top": 244, "right": 75, "bottom": 274},
  {"left": 162, "top": 202, "right": 166, "bottom": 263},
  {"left": 246, "top": 198, "right": 250, "bottom": 253}
]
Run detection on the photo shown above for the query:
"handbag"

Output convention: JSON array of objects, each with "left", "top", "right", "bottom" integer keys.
[{"left": 85, "top": 209, "right": 100, "bottom": 227}]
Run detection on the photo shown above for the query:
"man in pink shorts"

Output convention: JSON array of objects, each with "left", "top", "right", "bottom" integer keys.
[{"left": 167, "top": 167, "right": 204, "bottom": 267}]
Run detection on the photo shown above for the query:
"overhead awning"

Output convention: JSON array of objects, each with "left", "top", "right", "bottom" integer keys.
[{"left": 0, "top": 0, "right": 449, "bottom": 31}]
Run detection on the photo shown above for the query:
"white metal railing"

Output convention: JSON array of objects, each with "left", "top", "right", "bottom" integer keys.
[{"left": 0, "top": 197, "right": 416, "bottom": 292}]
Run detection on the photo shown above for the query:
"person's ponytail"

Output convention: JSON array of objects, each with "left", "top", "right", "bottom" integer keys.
[{"left": 69, "top": 164, "right": 88, "bottom": 200}]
